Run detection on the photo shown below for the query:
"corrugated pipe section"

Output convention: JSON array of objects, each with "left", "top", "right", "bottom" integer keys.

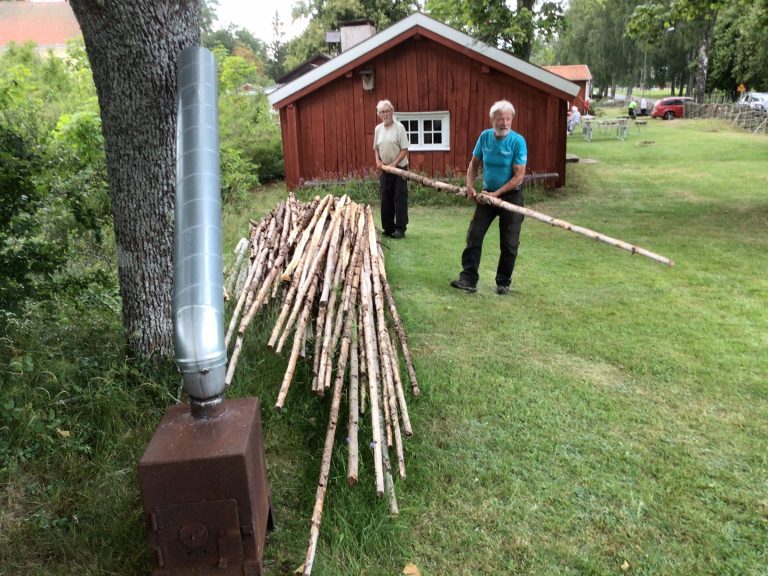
[{"left": 173, "top": 46, "right": 227, "bottom": 408}]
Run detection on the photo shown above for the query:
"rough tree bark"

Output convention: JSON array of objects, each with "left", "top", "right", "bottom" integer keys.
[{"left": 69, "top": 0, "right": 201, "bottom": 357}]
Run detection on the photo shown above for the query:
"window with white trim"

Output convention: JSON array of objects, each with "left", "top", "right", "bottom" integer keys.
[{"left": 394, "top": 111, "right": 450, "bottom": 151}]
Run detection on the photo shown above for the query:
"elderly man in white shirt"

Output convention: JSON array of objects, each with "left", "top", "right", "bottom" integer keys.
[
  {"left": 373, "top": 99, "right": 410, "bottom": 238},
  {"left": 567, "top": 105, "right": 582, "bottom": 134}
]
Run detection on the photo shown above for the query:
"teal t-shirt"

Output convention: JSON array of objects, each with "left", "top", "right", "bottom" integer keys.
[{"left": 472, "top": 129, "right": 528, "bottom": 192}]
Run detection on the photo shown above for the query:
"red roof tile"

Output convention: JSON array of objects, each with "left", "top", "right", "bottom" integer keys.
[
  {"left": 0, "top": 1, "right": 81, "bottom": 49},
  {"left": 543, "top": 64, "right": 592, "bottom": 82}
]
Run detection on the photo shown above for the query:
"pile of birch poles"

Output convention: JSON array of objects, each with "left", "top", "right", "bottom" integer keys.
[
  {"left": 223, "top": 193, "right": 419, "bottom": 576},
  {"left": 381, "top": 165, "right": 675, "bottom": 266}
]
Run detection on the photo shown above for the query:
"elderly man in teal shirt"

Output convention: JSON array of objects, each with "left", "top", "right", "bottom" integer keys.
[{"left": 451, "top": 100, "right": 527, "bottom": 295}]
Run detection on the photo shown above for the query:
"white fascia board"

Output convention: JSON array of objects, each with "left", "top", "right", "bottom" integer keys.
[
  {"left": 416, "top": 15, "right": 580, "bottom": 98},
  {"left": 268, "top": 17, "right": 414, "bottom": 107},
  {"left": 268, "top": 12, "right": 579, "bottom": 107}
]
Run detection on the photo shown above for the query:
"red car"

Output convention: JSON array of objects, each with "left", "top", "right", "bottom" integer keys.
[{"left": 651, "top": 96, "right": 694, "bottom": 120}]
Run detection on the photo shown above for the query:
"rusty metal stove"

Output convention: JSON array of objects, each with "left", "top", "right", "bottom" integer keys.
[
  {"left": 138, "top": 398, "right": 273, "bottom": 575},
  {"left": 137, "top": 46, "right": 272, "bottom": 575}
]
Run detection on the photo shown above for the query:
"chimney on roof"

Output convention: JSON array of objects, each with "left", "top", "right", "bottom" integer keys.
[{"left": 325, "top": 19, "right": 376, "bottom": 52}]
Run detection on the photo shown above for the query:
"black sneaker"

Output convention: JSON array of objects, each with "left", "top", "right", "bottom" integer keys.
[
  {"left": 382, "top": 230, "right": 394, "bottom": 237},
  {"left": 450, "top": 279, "right": 477, "bottom": 293},
  {"left": 496, "top": 285, "right": 510, "bottom": 295},
  {"left": 391, "top": 229, "right": 405, "bottom": 239}
]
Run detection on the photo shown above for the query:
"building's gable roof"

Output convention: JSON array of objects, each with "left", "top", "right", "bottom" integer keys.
[
  {"left": 0, "top": 1, "right": 81, "bottom": 50},
  {"left": 543, "top": 64, "right": 592, "bottom": 82},
  {"left": 269, "top": 12, "right": 579, "bottom": 108},
  {"left": 277, "top": 53, "right": 332, "bottom": 84}
]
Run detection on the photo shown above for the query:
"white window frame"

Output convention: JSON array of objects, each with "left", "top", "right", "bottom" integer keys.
[{"left": 394, "top": 111, "right": 451, "bottom": 151}]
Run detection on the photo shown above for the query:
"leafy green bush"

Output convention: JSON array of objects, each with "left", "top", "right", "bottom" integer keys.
[
  {"left": 46, "top": 106, "right": 110, "bottom": 239},
  {"left": 0, "top": 124, "right": 66, "bottom": 311},
  {"left": 220, "top": 143, "right": 260, "bottom": 201},
  {"left": 247, "top": 124, "right": 284, "bottom": 182},
  {"left": 218, "top": 90, "right": 284, "bottom": 192},
  {"left": 0, "top": 42, "right": 112, "bottom": 315}
]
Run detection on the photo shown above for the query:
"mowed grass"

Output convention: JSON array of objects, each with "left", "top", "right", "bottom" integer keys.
[
  {"left": 2, "top": 118, "right": 767, "bottom": 576},
  {"left": 232, "top": 118, "right": 768, "bottom": 575}
]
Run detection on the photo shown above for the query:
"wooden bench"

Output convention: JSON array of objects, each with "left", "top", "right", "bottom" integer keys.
[{"left": 635, "top": 119, "right": 648, "bottom": 132}]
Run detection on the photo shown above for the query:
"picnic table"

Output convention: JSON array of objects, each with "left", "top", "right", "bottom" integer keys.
[{"left": 593, "top": 118, "right": 630, "bottom": 141}]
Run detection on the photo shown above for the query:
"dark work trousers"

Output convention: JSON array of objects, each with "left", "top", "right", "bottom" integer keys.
[
  {"left": 459, "top": 189, "right": 524, "bottom": 288},
  {"left": 380, "top": 172, "right": 409, "bottom": 235}
]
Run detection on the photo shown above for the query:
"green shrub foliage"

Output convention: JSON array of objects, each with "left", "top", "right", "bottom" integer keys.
[
  {"left": 0, "top": 41, "right": 286, "bottom": 471},
  {"left": 218, "top": 87, "right": 284, "bottom": 192},
  {"left": 0, "top": 42, "right": 111, "bottom": 313},
  {"left": 0, "top": 124, "right": 66, "bottom": 310}
]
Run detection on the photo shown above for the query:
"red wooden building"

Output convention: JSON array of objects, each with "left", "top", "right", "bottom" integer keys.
[
  {"left": 268, "top": 13, "right": 579, "bottom": 190},
  {"left": 543, "top": 64, "right": 593, "bottom": 114}
]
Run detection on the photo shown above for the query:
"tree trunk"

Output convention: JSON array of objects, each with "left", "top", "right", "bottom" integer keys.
[
  {"left": 693, "top": 35, "right": 709, "bottom": 102},
  {"left": 517, "top": 0, "right": 535, "bottom": 61},
  {"left": 69, "top": 0, "right": 201, "bottom": 357}
]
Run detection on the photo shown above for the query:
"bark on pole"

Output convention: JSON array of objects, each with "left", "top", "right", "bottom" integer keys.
[
  {"left": 318, "top": 209, "right": 365, "bottom": 392},
  {"left": 275, "top": 267, "right": 323, "bottom": 409},
  {"left": 357, "top": 306, "right": 368, "bottom": 415},
  {"left": 312, "top": 205, "right": 353, "bottom": 392},
  {"left": 223, "top": 196, "right": 422, "bottom": 572},
  {"left": 367, "top": 210, "right": 399, "bottom": 448},
  {"left": 347, "top": 328, "right": 360, "bottom": 486},
  {"left": 224, "top": 237, "right": 249, "bottom": 298},
  {"left": 225, "top": 251, "right": 285, "bottom": 386},
  {"left": 380, "top": 264, "right": 421, "bottom": 397},
  {"left": 384, "top": 328, "right": 412, "bottom": 438},
  {"left": 303, "top": 335, "right": 348, "bottom": 576},
  {"left": 360, "top": 239, "right": 385, "bottom": 496},
  {"left": 269, "top": 243, "right": 311, "bottom": 348},
  {"left": 275, "top": 209, "right": 340, "bottom": 354},
  {"left": 224, "top": 252, "right": 260, "bottom": 348},
  {"left": 283, "top": 194, "right": 333, "bottom": 282},
  {"left": 380, "top": 165, "right": 675, "bottom": 267}
]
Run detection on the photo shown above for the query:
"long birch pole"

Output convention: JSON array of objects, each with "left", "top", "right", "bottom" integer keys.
[
  {"left": 347, "top": 329, "right": 360, "bottom": 486},
  {"left": 381, "top": 165, "right": 675, "bottom": 267},
  {"left": 360, "top": 241, "right": 385, "bottom": 496}
]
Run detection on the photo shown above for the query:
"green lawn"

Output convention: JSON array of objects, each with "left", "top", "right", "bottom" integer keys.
[
  {"left": 2, "top": 118, "right": 767, "bottom": 575},
  {"left": 229, "top": 117, "right": 768, "bottom": 575}
]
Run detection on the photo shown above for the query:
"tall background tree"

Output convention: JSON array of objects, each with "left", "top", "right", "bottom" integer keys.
[
  {"left": 554, "top": 0, "right": 641, "bottom": 97},
  {"left": 68, "top": 1, "right": 201, "bottom": 358},
  {"left": 708, "top": 0, "right": 768, "bottom": 94},
  {"left": 627, "top": 0, "right": 728, "bottom": 100},
  {"left": 285, "top": 0, "right": 420, "bottom": 68},
  {"left": 268, "top": 11, "right": 290, "bottom": 81},
  {"left": 424, "top": 0, "right": 565, "bottom": 61}
]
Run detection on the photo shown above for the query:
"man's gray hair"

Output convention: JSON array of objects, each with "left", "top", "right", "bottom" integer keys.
[
  {"left": 376, "top": 99, "right": 394, "bottom": 113},
  {"left": 489, "top": 100, "right": 515, "bottom": 119}
]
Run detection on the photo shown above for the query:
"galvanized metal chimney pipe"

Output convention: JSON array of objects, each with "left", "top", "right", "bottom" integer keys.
[{"left": 174, "top": 46, "right": 227, "bottom": 418}]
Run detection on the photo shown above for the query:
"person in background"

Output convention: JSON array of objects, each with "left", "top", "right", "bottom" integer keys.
[
  {"left": 450, "top": 100, "right": 527, "bottom": 295},
  {"left": 373, "top": 99, "right": 409, "bottom": 239},
  {"left": 628, "top": 98, "right": 638, "bottom": 119},
  {"left": 567, "top": 105, "right": 582, "bottom": 134},
  {"left": 640, "top": 96, "right": 648, "bottom": 116}
]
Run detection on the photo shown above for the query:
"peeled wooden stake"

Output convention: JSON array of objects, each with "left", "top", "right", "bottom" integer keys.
[
  {"left": 224, "top": 197, "right": 420, "bottom": 575},
  {"left": 381, "top": 165, "right": 675, "bottom": 267}
]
